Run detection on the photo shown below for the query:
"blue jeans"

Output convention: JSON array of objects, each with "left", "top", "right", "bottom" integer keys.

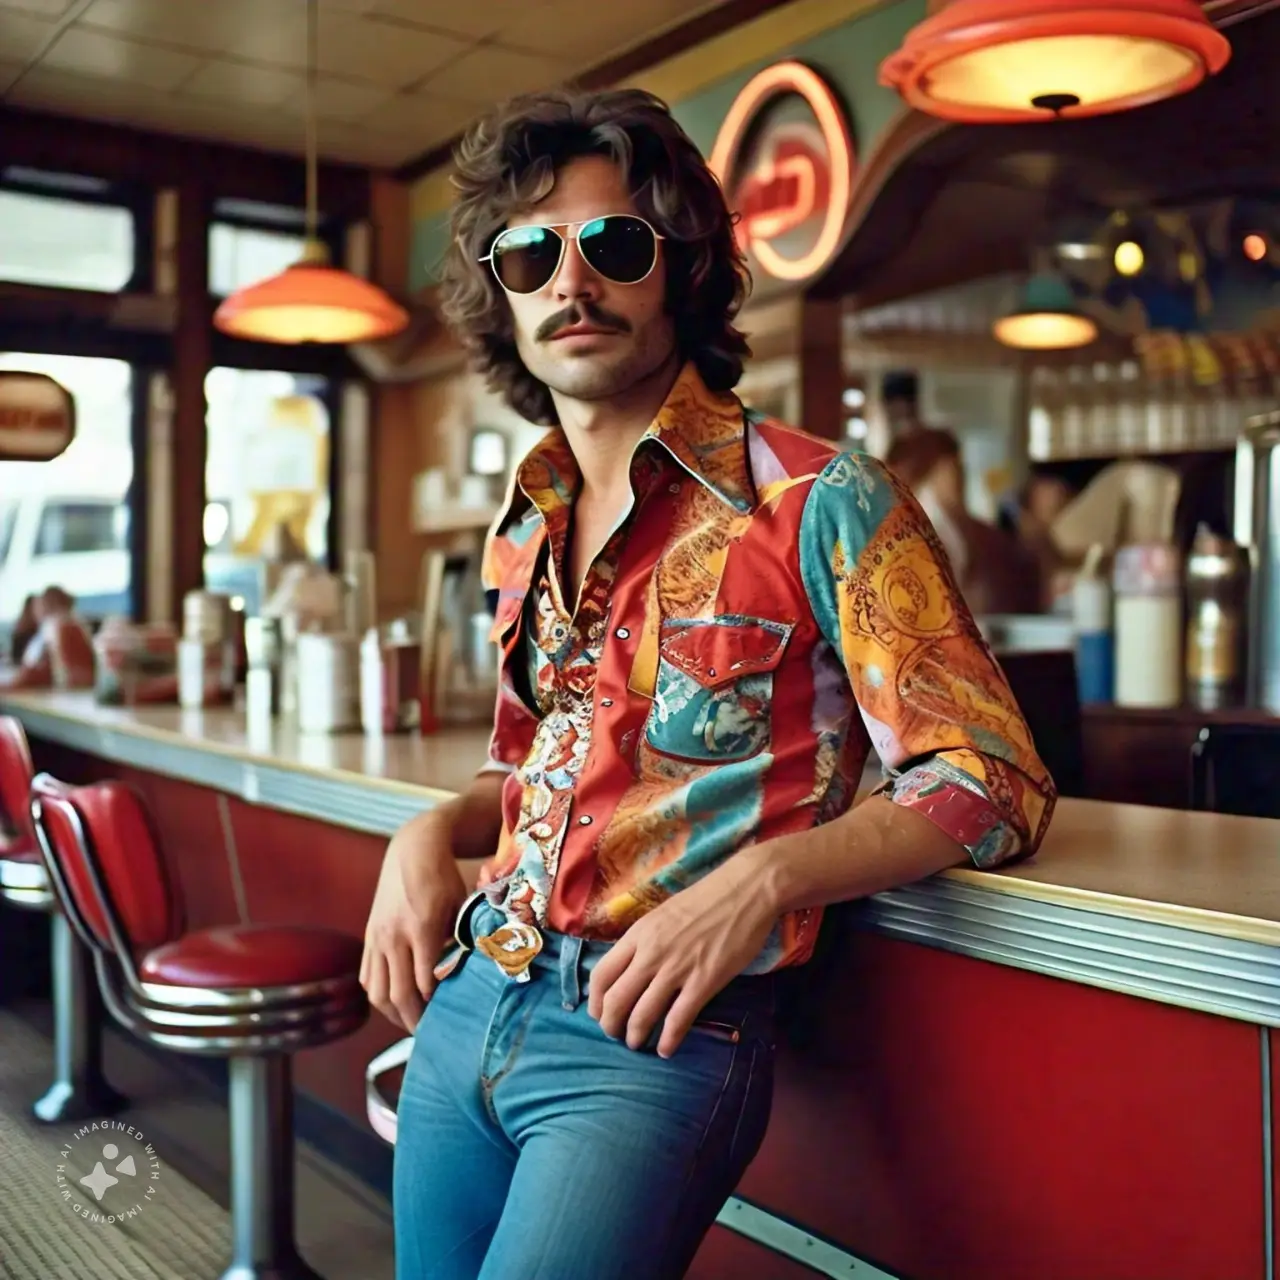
[{"left": 392, "top": 903, "right": 776, "bottom": 1279}]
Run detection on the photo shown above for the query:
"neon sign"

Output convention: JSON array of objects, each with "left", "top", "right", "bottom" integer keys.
[{"left": 709, "top": 61, "right": 855, "bottom": 284}]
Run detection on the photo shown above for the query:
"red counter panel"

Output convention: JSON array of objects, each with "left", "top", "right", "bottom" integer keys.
[{"left": 742, "top": 933, "right": 1265, "bottom": 1280}]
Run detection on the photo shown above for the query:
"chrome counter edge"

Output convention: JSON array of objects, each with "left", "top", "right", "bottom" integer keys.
[
  {"left": 8, "top": 702, "right": 435, "bottom": 837},
  {"left": 856, "top": 879, "right": 1280, "bottom": 1028}
]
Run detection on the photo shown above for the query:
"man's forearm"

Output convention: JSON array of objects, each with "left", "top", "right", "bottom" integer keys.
[
  {"left": 402, "top": 769, "right": 508, "bottom": 866},
  {"left": 741, "top": 795, "right": 970, "bottom": 917}
]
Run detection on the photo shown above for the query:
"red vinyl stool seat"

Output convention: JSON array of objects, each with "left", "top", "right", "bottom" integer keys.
[
  {"left": 0, "top": 715, "right": 123, "bottom": 1123},
  {"left": 139, "top": 924, "right": 364, "bottom": 990},
  {"left": 31, "top": 774, "right": 369, "bottom": 1280},
  {"left": 0, "top": 846, "right": 52, "bottom": 906}
]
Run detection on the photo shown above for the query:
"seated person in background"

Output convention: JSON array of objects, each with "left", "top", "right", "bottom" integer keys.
[
  {"left": 998, "top": 473, "right": 1077, "bottom": 611},
  {"left": 886, "top": 429, "right": 1040, "bottom": 615},
  {"left": 9, "top": 594, "right": 37, "bottom": 666},
  {"left": 1, "top": 587, "right": 95, "bottom": 691}
]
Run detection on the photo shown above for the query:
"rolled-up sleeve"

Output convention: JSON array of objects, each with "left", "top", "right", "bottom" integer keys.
[{"left": 799, "top": 452, "right": 1057, "bottom": 868}]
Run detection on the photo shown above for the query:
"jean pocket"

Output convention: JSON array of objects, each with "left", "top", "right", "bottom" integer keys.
[{"left": 644, "top": 616, "right": 793, "bottom": 764}]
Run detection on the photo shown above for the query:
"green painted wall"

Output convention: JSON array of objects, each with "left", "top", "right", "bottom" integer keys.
[{"left": 408, "top": 0, "right": 925, "bottom": 293}]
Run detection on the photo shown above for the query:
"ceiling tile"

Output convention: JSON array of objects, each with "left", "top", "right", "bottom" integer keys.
[
  {"left": 421, "top": 44, "right": 570, "bottom": 104},
  {"left": 220, "top": 9, "right": 472, "bottom": 88},
  {"left": 9, "top": 62, "right": 173, "bottom": 114},
  {"left": 180, "top": 58, "right": 301, "bottom": 109},
  {"left": 502, "top": 0, "right": 708, "bottom": 62},
  {"left": 367, "top": 0, "right": 553, "bottom": 41},
  {"left": 0, "top": 0, "right": 76, "bottom": 16},
  {"left": 281, "top": 74, "right": 391, "bottom": 122},
  {"left": 40, "top": 26, "right": 203, "bottom": 90},
  {"left": 360, "top": 88, "right": 475, "bottom": 139},
  {"left": 77, "top": 0, "right": 267, "bottom": 55},
  {"left": 0, "top": 9, "right": 57, "bottom": 62}
]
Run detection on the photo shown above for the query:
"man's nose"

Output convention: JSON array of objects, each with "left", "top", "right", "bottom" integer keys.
[{"left": 551, "top": 232, "right": 602, "bottom": 301}]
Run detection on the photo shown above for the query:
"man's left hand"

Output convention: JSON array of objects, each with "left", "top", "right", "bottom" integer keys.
[{"left": 586, "top": 857, "right": 777, "bottom": 1058}]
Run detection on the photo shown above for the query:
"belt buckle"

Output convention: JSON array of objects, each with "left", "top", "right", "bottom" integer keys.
[{"left": 475, "top": 921, "right": 543, "bottom": 983}]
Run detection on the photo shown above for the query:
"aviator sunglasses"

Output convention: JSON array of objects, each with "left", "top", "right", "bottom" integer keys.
[{"left": 481, "top": 214, "right": 665, "bottom": 295}]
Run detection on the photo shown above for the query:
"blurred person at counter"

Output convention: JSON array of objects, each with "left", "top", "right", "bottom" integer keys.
[
  {"left": 881, "top": 368, "right": 926, "bottom": 442},
  {"left": 1, "top": 586, "right": 94, "bottom": 691},
  {"left": 998, "top": 473, "right": 1078, "bottom": 611},
  {"left": 887, "top": 428, "right": 1040, "bottom": 615},
  {"left": 360, "top": 86, "right": 1056, "bottom": 1280}
]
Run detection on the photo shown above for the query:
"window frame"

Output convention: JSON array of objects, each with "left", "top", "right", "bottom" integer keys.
[{"left": 0, "top": 169, "right": 153, "bottom": 294}]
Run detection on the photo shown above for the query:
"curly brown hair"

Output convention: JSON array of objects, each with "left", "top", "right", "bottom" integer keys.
[{"left": 438, "top": 87, "right": 752, "bottom": 425}]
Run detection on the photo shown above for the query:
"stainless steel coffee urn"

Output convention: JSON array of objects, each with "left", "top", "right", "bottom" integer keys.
[{"left": 1233, "top": 411, "right": 1280, "bottom": 711}]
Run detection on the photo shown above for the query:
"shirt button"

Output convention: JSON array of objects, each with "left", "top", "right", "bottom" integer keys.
[
  {"left": 615, "top": 627, "right": 630, "bottom": 640},
  {"left": 578, "top": 815, "right": 593, "bottom": 826},
  {"left": 668, "top": 483, "right": 680, "bottom": 494}
]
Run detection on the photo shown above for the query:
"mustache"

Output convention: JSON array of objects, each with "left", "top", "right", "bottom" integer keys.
[{"left": 534, "top": 302, "right": 632, "bottom": 342}]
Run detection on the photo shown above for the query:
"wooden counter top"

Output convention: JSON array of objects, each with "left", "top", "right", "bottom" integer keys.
[
  {"left": 4, "top": 690, "right": 1280, "bottom": 947},
  {"left": 956, "top": 799, "right": 1280, "bottom": 945}
]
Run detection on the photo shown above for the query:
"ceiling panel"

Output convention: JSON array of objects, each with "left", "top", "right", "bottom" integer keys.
[
  {"left": 423, "top": 44, "right": 571, "bottom": 104},
  {"left": 0, "top": 0, "right": 742, "bottom": 168},
  {"left": 0, "top": 8, "right": 56, "bottom": 61},
  {"left": 40, "top": 26, "right": 202, "bottom": 89},
  {"left": 500, "top": 0, "right": 724, "bottom": 61},
  {"left": 181, "top": 58, "right": 301, "bottom": 109},
  {"left": 0, "top": 0, "right": 77, "bottom": 16},
  {"left": 368, "top": 0, "right": 556, "bottom": 41}
]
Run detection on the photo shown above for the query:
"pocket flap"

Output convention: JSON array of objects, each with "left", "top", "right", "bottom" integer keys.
[{"left": 658, "top": 617, "right": 793, "bottom": 689}]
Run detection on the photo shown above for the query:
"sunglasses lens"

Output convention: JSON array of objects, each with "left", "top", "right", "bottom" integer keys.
[
  {"left": 579, "top": 216, "right": 658, "bottom": 284},
  {"left": 492, "top": 226, "right": 562, "bottom": 294}
]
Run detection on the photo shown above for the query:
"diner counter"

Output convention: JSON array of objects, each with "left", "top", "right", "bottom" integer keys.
[
  {"left": 5, "top": 688, "right": 1280, "bottom": 1029},
  {"left": 0, "top": 689, "right": 491, "bottom": 837}
]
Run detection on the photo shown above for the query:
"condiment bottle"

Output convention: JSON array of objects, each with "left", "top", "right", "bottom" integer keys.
[
  {"left": 1113, "top": 543, "right": 1182, "bottom": 708},
  {"left": 1184, "top": 523, "right": 1246, "bottom": 710}
]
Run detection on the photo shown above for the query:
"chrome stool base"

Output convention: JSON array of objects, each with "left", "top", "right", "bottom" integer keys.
[
  {"left": 32, "top": 914, "right": 126, "bottom": 1124},
  {"left": 224, "top": 1054, "right": 324, "bottom": 1280},
  {"left": 33, "top": 1075, "right": 128, "bottom": 1124},
  {"left": 218, "top": 1258, "right": 325, "bottom": 1280}
]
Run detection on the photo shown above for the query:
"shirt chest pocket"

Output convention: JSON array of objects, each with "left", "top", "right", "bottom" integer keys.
[{"left": 645, "top": 617, "right": 794, "bottom": 764}]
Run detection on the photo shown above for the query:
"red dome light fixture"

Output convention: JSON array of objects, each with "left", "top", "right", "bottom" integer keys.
[
  {"left": 214, "top": 0, "right": 408, "bottom": 345},
  {"left": 879, "top": 0, "right": 1232, "bottom": 125}
]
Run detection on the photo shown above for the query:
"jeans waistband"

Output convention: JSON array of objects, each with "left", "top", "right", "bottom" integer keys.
[{"left": 459, "top": 897, "right": 776, "bottom": 1024}]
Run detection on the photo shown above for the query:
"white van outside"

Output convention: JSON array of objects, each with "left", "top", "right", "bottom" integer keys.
[{"left": 0, "top": 450, "right": 131, "bottom": 630}]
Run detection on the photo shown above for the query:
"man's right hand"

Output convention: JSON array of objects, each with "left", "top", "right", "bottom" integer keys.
[{"left": 360, "top": 816, "right": 468, "bottom": 1033}]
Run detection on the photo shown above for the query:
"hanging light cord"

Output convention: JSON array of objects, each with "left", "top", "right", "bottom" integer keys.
[{"left": 304, "top": 0, "right": 319, "bottom": 246}]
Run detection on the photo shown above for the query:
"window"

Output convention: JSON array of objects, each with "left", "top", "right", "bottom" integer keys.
[
  {"left": 209, "top": 223, "right": 306, "bottom": 297},
  {"left": 0, "top": 354, "right": 134, "bottom": 628},
  {"left": 205, "top": 367, "right": 331, "bottom": 614},
  {"left": 34, "top": 500, "right": 125, "bottom": 557},
  {"left": 0, "top": 190, "right": 134, "bottom": 291}
]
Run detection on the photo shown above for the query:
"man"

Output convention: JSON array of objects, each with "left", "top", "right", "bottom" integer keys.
[{"left": 360, "top": 87, "right": 1055, "bottom": 1280}]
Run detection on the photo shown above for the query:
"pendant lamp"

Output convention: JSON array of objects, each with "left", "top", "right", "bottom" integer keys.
[
  {"left": 993, "top": 273, "right": 1098, "bottom": 350},
  {"left": 879, "top": 0, "right": 1231, "bottom": 124},
  {"left": 214, "top": 0, "right": 409, "bottom": 345}
]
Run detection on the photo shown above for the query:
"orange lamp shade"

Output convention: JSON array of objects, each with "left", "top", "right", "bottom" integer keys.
[
  {"left": 214, "top": 263, "right": 410, "bottom": 345},
  {"left": 879, "top": 0, "right": 1231, "bottom": 124}
]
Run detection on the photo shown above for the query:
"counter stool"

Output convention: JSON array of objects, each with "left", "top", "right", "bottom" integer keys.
[
  {"left": 0, "top": 715, "right": 124, "bottom": 1123},
  {"left": 31, "top": 774, "right": 369, "bottom": 1280}
]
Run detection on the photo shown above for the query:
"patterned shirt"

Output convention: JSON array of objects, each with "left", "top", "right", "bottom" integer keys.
[{"left": 480, "top": 362, "right": 1056, "bottom": 973}]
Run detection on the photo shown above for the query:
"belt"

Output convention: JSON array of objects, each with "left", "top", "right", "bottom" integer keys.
[{"left": 433, "top": 889, "right": 545, "bottom": 985}]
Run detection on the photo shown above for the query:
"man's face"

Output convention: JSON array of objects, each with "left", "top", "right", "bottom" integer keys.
[{"left": 499, "top": 155, "right": 677, "bottom": 414}]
